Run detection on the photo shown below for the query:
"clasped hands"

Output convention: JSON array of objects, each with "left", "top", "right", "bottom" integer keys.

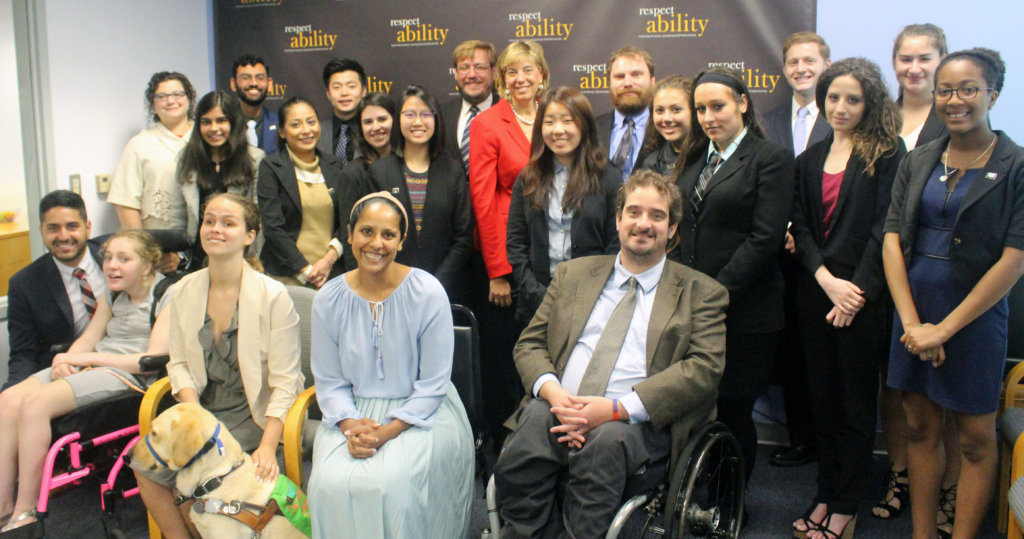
[
  {"left": 900, "top": 322, "right": 950, "bottom": 367},
  {"left": 817, "top": 269, "right": 865, "bottom": 328},
  {"left": 340, "top": 418, "right": 405, "bottom": 459},
  {"left": 51, "top": 353, "right": 88, "bottom": 379},
  {"left": 548, "top": 393, "right": 622, "bottom": 450}
]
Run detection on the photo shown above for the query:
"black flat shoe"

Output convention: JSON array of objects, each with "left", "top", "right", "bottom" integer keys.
[{"left": 771, "top": 444, "right": 818, "bottom": 467}]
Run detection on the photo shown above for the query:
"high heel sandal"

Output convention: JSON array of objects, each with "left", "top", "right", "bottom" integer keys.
[
  {"left": 812, "top": 512, "right": 856, "bottom": 539},
  {"left": 936, "top": 483, "right": 956, "bottom": 539},
  {"left": 0, "top": 508, "right": 36, "bottom": 532},
  {"left": 793, "top": 502, "right": 825, "bottom": 539},
  {"left": 872, "top": 467, "right": 909, "bottom": 519}
]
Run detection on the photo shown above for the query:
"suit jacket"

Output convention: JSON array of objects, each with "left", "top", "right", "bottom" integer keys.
[
  {"left": 596, "top": 111, "right": 614, "bottom": 158},
  {"left": 790, "top": 134, "right": 906, "bottom": 302},
  {"left": 885, "top": 131, "right": 1024, "bottom": 289},
  {"left": 337, "top": 158, "right": 373, "bottom": 272},
  {"left": 364, "top": 153, "right": 476, "bottom": 302},
  {"left": 441, "top": 93, "right": 500, "bottom": 163},
  {"left": 258, "top": 106, "right": 279, "bottom": 155},
  {"left": 513, "top": 255, "right": 728, "bottom": 500},
  {"left": 673, "top": 134, "right": 795, "bottom": 333},
  {"left": 760, "top": 102, "right": 831, "bottom": 155},
  {"left": 167, "top": 264, "right": 304, "bottom": 425},
  {"left": 257, "top": 148, "right": 345, "bottom": 278},
  {"left": 507, "top": 164, "right": 621, "bottom": 321},
  {"left": 315, "top": 114, "right": 359, "bottom": 164},
  {"left": 5, "top": 243, "right": 103, "bottom": 389},
  {"left": 914, "top": 106, "right": 948, "bottom": 149},
  {"left": 636, "top": 140, "right": 679, "bottom": 178},
  {"left": 468, "top": 99, "right": 531, "bottom": 278}
]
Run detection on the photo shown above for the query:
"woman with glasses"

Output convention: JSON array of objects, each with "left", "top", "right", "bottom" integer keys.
[
  {"left": 109, "top": 71, "right": 196, "bottom": 273},
  {"left": 359, "top": 85, "right": 474, "bottom": 303},
  {"left": 884, "top": 48, "right": 1024, "bottom": 539}
]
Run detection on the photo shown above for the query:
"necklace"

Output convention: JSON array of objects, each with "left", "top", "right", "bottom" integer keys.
[
  {"left": 509, "top": 101, "right": 535, "bottom": 125},
  {"left": 941, "top": 135, "right": 997, "bottom": 182}
]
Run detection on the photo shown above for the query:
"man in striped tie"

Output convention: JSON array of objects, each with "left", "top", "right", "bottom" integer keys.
[
  {"left": 439, "top": 40, "right": 499, "bottom": 174},
  {"left": 4, "top": 190, "right": 107, "bottom": 390}
]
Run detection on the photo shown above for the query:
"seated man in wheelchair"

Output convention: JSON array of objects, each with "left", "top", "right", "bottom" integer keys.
[{"left": 494, "top": 170, "right": 728, "bottom": 538}]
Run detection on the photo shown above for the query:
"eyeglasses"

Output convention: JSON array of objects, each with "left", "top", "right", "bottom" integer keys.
[
  {"left": 457, "top": 63, "right": 491, "bottom": 74},
  {"left": 933, "top": 86, "right": 993, "bottom": 100},
  {"left": 400, "top": 111, "right": 435, "bottom": 121},
  {"left": 154, "top": 91, "right": 187, "bottom": 102}
]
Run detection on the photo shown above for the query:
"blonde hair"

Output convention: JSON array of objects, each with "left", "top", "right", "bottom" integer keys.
[
  {"left": 494, "top": 40, "right": 550, "bottom": 98},
  {"left": 452, "top": 40, "right": 496, "bottom": 68},
  {"left": 103, "top": 229, "right": 161, "bottom": 276}
]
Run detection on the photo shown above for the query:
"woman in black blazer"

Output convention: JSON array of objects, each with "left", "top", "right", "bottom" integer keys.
[
  {"left": 506, "top": 86, "right": 620, "bottom": 322},
  {"left": 636, "top": 75, "right": 693, "bottom": 177},
  {"left": 258, "top": 96, "right": 345, "bottom": 288},
  {"left": 361, "top": 85, "right": 474, "bottom": 303},
  {"left": 788, "top": 58, "right": 905, "bottom": 539},
  {"left": 883, "top": 49, "right": 1024, "bottom": 539},
  {"left": 671, "top": 68, "right": 794, "bottom": 486}
]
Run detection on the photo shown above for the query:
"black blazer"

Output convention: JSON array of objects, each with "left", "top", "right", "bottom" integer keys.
[
  {"left": 337, "top": 158, "right": 374, "bottom": 272},
  {"left": 673, "top": 134, "right": 795, "bottom": 333},
  {"left": 637, "top": 140, "right": 679, "bottom": 178},
  {"left": 506, "top": 163, "right": 621, "bottom": 320},
  {"left": 914, "top": 106, "right": 948, "bottom": 149},
  {"left": 440, "top": 93, "right": 500, "bottom": 163},
  {"left": 790, "top": 135, "right": 907, "bottom": 302},
  {"left": 885, "top": 131, "right": 1024, "bottom": 289},
  {"left": 365, "top": 153, "right": 475, "bottom": 302},
  {"left": 5, "top": 243, "right": 103, "bottom": 389},
  {"left": 760, "top": 102, "right": 831, "bottom": 155},
  {"left": 257, "top": 148, "right": 345, "bottom": 278},
  {"left": 596, "top": 111, "right": 614, "bottom": 157}
]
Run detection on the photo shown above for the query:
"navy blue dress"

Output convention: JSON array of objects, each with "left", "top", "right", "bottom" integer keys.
[{"left": 888, "top": 165, "right": 1009, "bottom": 414}]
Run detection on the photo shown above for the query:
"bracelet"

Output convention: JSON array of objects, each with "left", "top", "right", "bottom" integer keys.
[{"left": 612, "top": 398, "right": 619, "bottom": 421}]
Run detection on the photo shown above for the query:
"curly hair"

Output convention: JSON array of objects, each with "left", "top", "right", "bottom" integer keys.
[
  {"left": 816, "top": 58, "right": 902, "bottom": 175},
  {"left": 103, "top": 229, "right": 161, "bottom": 275},
  {"left": 145, "top": 71, "right": 196, "bottom": 123}
]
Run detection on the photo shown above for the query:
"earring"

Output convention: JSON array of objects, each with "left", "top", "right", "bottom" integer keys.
[
  {"left": 504, "top": 88, "right": 511, "bottom": 97},
  {"left": 537, "top": 83, "right": 544, "bottom": 91}
]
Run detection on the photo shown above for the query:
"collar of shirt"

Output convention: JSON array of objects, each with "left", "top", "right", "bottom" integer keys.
[
  {"left": 333, "top": 114, "right": 358, "bottom": 137},
  {"left": 460, "top": 96, "right": 494, "bottom": 119},
  {"left": 54, "top": 246, "right": 100, "bottom": 285},
  {"left": 707, "top": 126, "right": 748, "bottom": 165},
  {"left": 612, "top": 108, "right": 650, "bottom": 138},
  {"left": 791, "top": 97, "right": 819, "bottom": 122},
  {"left": 613, "top": 252, "right": 665, "bottom": 295}
]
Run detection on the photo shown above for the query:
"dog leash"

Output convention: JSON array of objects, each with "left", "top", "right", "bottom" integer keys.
[{"left": 192, "top": 497, "right": 281, "bottom": 538}]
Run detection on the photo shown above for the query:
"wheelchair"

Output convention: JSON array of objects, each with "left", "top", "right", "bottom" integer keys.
[{"left": 481, "top": 421, "right": 745, "bottom": 539}]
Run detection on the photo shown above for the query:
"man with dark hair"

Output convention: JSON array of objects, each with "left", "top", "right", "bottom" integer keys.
[
  {"left": 439, "top": 40, "right": 499, "bottom": 171},
  {"left": 494, "top": 170, "right": 727, "bottom": 537},
  {"left": 229, "top": 53, "right": 278, "bottom": 154},
  {"left": 317, "top": 58, "right": 367, "bottom": 167},
  {"left": 5, "top": 190, "right": 106, "bottom": 390},
  {"left": 596, "top": 46, "right": 656, "bottom": 180}
]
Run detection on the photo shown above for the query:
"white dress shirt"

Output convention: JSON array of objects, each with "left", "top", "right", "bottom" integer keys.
[
  {"left": 790, "top": 97, "right": 819, "bottom": 152},
  {"left": 54, "top": 246, "right": 107, "bottom": 335},
  {"left": 456, "top": 97, "right": 495, "bottom": 147}
]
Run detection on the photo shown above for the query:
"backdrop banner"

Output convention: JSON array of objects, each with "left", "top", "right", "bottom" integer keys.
[{"left": 214, "top": 0, "right": 815, "bottom": 122}]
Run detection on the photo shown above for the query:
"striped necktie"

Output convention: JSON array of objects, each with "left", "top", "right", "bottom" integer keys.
[
  {"left": 611, "top": 117, "right": 635, "bottom": 176},
  {"left": 690, "top": 151, "right": 722, "bottom": 218},
  {"left": 72, "top": 267, "right": 96, "bottom": 319},
  {"left": 460, "top": 105, "right": 479, "bottom": 175}
]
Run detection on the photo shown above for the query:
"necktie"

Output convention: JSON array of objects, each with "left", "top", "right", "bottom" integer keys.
[
  {"left": 72, "top": 267, "right": 96, "bottom": 319},
  {"left": 578, "top": 277, "right": 639, "bottom": 397},
  {"left": 246, "top": 119, "right": 258, "bottom": 147},
  {"left": 690, "top": 151, "right": 722, "bottom": 218},
  {"left": 611, "top": 117, "right": 635, "bottom": 177},
  {"left": 793, "top": 106, "right": 809, "bottom": 156},
  {"left": 335, "top": 123, "right": 350, "bottom": 166},
  {"left": 460, "top": 105, "right": 479, "bottom": 175}
]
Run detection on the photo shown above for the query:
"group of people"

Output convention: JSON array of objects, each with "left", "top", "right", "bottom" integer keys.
[{"left": 1, "top": 21, "right": 1022, "bottom": 539}]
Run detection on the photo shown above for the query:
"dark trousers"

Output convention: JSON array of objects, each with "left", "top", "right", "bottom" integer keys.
[
  {"left": 775, "top": 259, "right": 817, "bottom": 448},
  {"left": 797, "top": 271, "right": 884, "bottom": 514},
  {"left": 494, "top": 399, "right": 671, "bottom": 539},
  {"left": 717, "top": 330, "right": 779, "bottom": 484}
]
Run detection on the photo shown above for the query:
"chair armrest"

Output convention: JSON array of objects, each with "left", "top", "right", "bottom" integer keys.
[
  {"left": 1002, "top": 362, "right": 1024, "bottom": 415},
  {"left": 138, "top": 354, "right": 170, "bottom": 373},
  {"left": 1014, "top": 430, "right": 1024, "bottom": 485},
  {"left": 284, "top": 386, "right": 318, "bottom": 487},
  {"left": 139, "top": 377, "right": 172, "bottom": 436}
]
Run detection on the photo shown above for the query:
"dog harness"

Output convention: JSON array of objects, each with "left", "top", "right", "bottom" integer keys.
[
  {"left": 173, "top": 459, "right": 245, "bottom": 506},
  {"left": 144, "top": 422, "right": 225, "bottom": 470},
  {"left": 192, "top": 475, "right": 312, "bottom": 538}
]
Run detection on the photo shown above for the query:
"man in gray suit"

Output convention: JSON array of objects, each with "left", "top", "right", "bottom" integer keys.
[{"left": 493, "top": 170, "right": 728, "bottom": 538}]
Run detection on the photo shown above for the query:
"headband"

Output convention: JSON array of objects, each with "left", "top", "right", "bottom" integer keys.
[
  {"left": 694, "top": 72, "right": 746, "bottom": 95},
  {"left": 350, "top": 191, "right": 409, "bottom": 236}
]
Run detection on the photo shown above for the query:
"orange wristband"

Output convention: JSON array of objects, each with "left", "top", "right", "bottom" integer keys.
[{"left": 612, "top": 398, "right": 620, "bottom": 421}]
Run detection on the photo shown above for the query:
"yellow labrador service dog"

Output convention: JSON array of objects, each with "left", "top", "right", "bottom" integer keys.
[{"left": 132, "top": 403, "right": 310, "bottom": 538}]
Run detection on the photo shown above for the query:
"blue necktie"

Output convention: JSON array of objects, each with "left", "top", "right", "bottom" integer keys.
[{"left": 793, "top": 106, "right": 809, "bottom": 156}]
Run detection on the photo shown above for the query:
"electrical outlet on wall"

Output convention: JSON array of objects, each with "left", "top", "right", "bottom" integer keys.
[
  {"left": 70, "top": 174, "right": 81, "bottom": 194},
  {"left": 96, "top": 174, "right": 110, "bottom": 193}
]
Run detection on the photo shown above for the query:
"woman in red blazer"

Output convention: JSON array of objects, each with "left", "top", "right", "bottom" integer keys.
[{"left": 467, "top": 40, "right": 549, "bottom": 447}]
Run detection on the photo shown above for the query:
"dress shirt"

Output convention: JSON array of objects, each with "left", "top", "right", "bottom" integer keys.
[
  {"left": 706, "top": 127, "right": 749, "bottom": 172},
  {"left": 546, "top": 161, "right": 574, "bottom": 274},
  {"left": 457, "top": 98, "right": 494, "bottom": 147},
  {"left": 609, "top": 109, "right": 650, "bottom": 180},
  {"left": 54, "top": 247, "right": 107, "bottom": 335},
  {"left": 791, "top": 98, "right": 819, "bottom": 152},
  {"left": 533, "top": 254, "right": 667, "bottom": 423}
]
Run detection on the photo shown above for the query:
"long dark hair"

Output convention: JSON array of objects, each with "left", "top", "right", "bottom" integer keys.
[
  {"left": 676, "top": 68, "right": 764, "bottom": 179},
  {"left": 394, "top": 85, "right": 446, "bottom": 161},
  {"left": 816, "top": 58, "right": 902, "bottom": 175},
  {"left": 639, "top": 75, "right": 694, "bottom": 158},
  {"left": 355, "top": 92, "right": 397, "bottom": 167},
  {"left": 177, "top": 90, "right": 256, "bottom": 190},
  {"left": 520, "top": 86, "right": 606, "bottom": 212}
]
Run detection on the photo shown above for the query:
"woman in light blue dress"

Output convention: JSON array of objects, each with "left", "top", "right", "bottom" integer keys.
[{"left": 308, "top": 191, "right": 473, "bottom": 539}]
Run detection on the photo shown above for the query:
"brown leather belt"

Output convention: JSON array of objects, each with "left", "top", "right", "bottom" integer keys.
[{"left": 192, "top": 497, "right": 280, "bottom": 537}]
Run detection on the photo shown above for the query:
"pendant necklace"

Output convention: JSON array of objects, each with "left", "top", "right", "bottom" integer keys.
[{"left": 941, "top": 135, "right": 997, "bottom": 182}]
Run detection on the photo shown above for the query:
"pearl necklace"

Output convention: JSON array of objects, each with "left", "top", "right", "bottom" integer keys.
[
  {"left": 509, "top": 101, "right": 536, "bottom": 125},
  {"left": 941, "top": 135, "right": 997, "bottom": 182}
]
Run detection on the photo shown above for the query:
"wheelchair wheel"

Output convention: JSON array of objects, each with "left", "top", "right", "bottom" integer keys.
[{"left": 666, "top": 422, "right": 745, "bottom": 539}]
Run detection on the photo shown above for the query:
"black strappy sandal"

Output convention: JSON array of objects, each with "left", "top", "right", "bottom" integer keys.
[
  {"left": 872, "top": 467, "right": 909, "bottom": 519},
  {"left": 936, "top": 483, "right": 957, "bottom": 539}
]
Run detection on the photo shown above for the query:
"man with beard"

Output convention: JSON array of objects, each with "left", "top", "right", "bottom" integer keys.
[
  {"left": 229, "top": 54, "right": 278, "bottom": 154},
  {"left": 597, "top": 46, "right": 656, "bottom": 181},
  {"left": 4, "top": 191, "right": 106, "bottom": 389},
  {"left": 493, "top": 170, "right": 727, "bottom": 537},
  {"left": 440, "top": 40, "right": 499, "bottom": 173}
]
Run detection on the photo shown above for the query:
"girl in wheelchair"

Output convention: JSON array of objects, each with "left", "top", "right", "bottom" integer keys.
[{"left": 0, "top": 230, "right": 171, "bottom": 532}]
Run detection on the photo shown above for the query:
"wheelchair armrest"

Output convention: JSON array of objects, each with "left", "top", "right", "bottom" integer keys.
[
  {"left": 138, "top": 354, "right": 170, "bottom": 373},
  {"left": 139, "top": 377, "right": 172, "bottom": 436},
  {"left": 284, "top": 386, "right": 318, "bottom": 487},
  {"left": 1003, "top": 361, "right": 1024, "bottom": 415},
  {"left": 49, "top": 343, "right": 71, "bottom": 354}
]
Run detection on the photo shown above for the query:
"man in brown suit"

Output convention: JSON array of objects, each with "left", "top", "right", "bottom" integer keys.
[{"left": 493, "top": 170, "right": 728, "bottom": 538}]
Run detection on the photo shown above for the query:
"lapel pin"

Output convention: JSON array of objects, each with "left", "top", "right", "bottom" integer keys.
[
  {"left": 391, "top": 187, "right": 400, "bottom": 195},
  {"left": 269, "top": 125, "right": 276, "bottom": 131},
  {"left": 986, "top": 172, "right": 998, "bottom": 180}
]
